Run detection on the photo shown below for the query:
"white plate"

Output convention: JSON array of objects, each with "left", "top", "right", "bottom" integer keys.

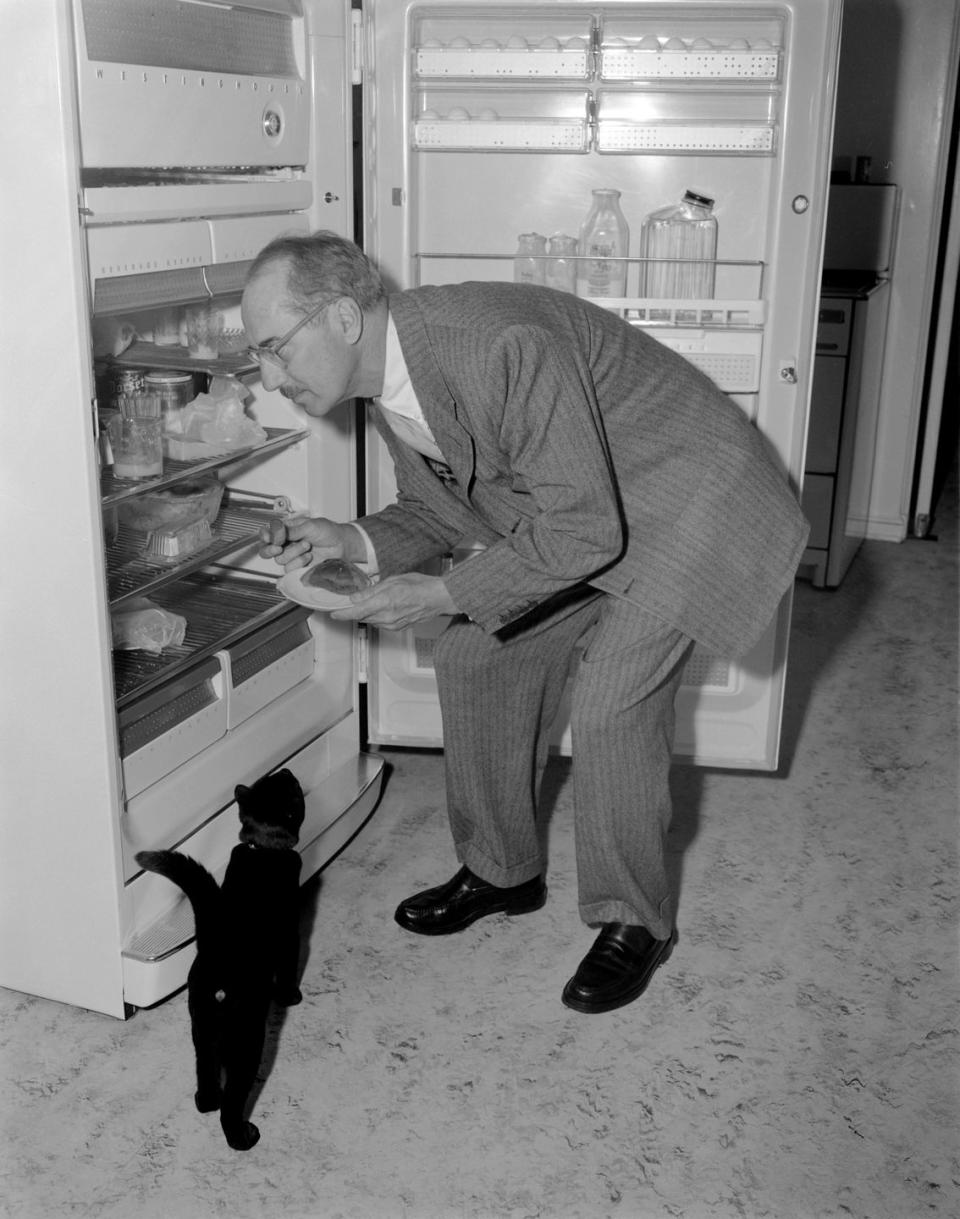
[{"left": 277, "top": 565, "right": 375, "bottom": 611}]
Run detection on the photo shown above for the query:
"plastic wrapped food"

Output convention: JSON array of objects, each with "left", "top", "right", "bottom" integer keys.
[
  {"left": 163, "top": 380, "right": 267, "bottom": 458},
  {"left": 111, "top": 599, "right": 187, "bottom": 655}
]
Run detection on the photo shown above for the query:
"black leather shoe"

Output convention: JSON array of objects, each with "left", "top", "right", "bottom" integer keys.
[
  {"left": 395, "top": 865, "right": 546, "bottom": 935},
  {"left": 561, "top": 923, "right": 677, "bottom": 1014}
]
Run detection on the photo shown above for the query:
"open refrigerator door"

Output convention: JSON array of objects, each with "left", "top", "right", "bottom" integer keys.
[
  {"left": 358, "top": 0, "right": 842, "bottom": 770},
  {"left": 0, "top": 0, "right": 382, "bottom": 1017}
]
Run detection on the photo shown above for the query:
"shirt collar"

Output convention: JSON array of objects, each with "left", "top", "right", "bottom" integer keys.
[{"left": 377, "top": 311, "right": 414, "bottom": 415}]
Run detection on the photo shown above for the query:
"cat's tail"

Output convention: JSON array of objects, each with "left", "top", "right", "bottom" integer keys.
[{"left": 134, "top": 850, "right": 221, "bottom": 942}]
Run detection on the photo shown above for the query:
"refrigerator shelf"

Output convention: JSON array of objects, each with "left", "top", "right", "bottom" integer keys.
[
  {"left": 109, "top": 339, "right": 256, "bottom": 379},
  {"left": 412, "top": 46, "right": 781, "bottom": 84},
  {"left": 106, "top": 502, "right": 280, "bottom": 608},
  {"left": 412, "top": 117, "right": 773, "bottom": 155},
  {"left": 599, "top": 47, "right": 780, "bottom": 82},
  {"left": 643, "top": 327, "right": 763, "bottom": 394},
  {"left": 624, "top": 298, "right": 766, "bottom": 327},
  {"left": 101, "top": 426, "right": 309, "bottom": 506},
  {"left": 596, "top": 120, "right": 775, "bottom": 154},
  {"left": 112, "top": 567, "right": 301, "bottom": 709},
  {"left": 411, "top": 254, "right": 766, "bottom": 326}
]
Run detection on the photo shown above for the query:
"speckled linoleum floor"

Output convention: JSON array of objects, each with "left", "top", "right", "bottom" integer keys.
[{"left": 2, "top": 463, "right": 958, "bottom": 1219}]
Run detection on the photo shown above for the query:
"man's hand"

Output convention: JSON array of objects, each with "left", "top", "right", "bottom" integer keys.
[
  {"left": 330, "top": 573, "right": 458, "bottom": 629},
  {"left": 258, "top": 515, "right": 366, "bottom": 573}
]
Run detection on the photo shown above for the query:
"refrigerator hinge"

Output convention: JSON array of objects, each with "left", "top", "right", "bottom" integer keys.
[
  {"left": 589, "top": 18, "right": 602, "bottom": 68},
  {"left": 350, "top": 8, "right": 363, "bottom": 85},
  {"left": 357, "top": 623, "right": 369, "bottom": 684},
  {"left": 586, "top": 96, "right": 599, "bottom": 150}
]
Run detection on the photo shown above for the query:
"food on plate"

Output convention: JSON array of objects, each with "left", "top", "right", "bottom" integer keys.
[{"left": 301, "top": 559, "right": 372, "bottom": 593}]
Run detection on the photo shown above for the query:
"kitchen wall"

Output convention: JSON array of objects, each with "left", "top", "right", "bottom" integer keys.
[{"left": 830, "top": 0, "right": 960, "bottom": 540}]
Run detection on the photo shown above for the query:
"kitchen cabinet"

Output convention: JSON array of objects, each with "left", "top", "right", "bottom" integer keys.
[{"left": 799, "top": 275, "right": 891, "bottom": 588}]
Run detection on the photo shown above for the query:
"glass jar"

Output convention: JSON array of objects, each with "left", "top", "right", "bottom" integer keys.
[
  {"left": 544, "top": 233, "right": 579, "bottom": 294},
  {"left": 513, "top": 233, "right": 547, "bottom": 285},
  {"left": 640, "top": 190, "right": 718, "bottom": 299},
  {"left": 144, "top": 371, "right": 197, "bottom": 432},
  {"left": 577, "top": 188, "right": 629, "bottom": 300}
]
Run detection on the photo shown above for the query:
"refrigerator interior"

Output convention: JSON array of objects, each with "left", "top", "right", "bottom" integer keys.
[
  {"left": 359, "top": 0, "right": 841, "bottom": 769},
  {"left": 0, "top": 0, "right": 381, "bottom": 1017}
]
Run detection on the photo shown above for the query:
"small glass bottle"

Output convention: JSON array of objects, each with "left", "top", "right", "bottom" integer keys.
[
  {"left": 577, "top": 188, "right": 630, "bottom": 300},
  {"left": 640, "top": 189, "right": 718, "bottom": 299},
  {"left": 544, "top": 233, "right": 579, "bottom": 294},
  {"left": 513, "top": 233, "right": 547, "bottom": 285}
]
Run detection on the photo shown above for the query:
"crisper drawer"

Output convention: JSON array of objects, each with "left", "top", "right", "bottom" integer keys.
[
  {"left": 118, "top": 656, "right": 227, "bottom": 800},
  {"left": 219, "top": 611, "right": 315, "bottom": 729}
]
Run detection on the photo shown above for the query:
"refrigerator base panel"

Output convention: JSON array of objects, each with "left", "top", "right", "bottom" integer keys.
[
  {"left": 368, "top": 609, "right": 784, "bottom": 771},
  {"left": 121, "top": 750, "right": 385, "bottom": 1010}
]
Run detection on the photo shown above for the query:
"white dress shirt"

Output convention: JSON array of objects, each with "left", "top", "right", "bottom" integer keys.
[
  {"left": 375, "top": 312, "right": 445, "bottom": 461},
  {"left": 352, "top": 311, "right": 447, "bottom": 571}
]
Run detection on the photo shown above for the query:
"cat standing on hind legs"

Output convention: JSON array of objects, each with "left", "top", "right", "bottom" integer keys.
[{"left": 136, "top": 767, "right": 306, "bottom": 1151}]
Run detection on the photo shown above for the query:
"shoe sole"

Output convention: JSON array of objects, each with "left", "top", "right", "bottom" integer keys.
[
  {"left": 394, "top": 889, "right": 547, "bottom": 936},
  {"left": 560, "top": 931, "right": 677, "bottom": 1014}
]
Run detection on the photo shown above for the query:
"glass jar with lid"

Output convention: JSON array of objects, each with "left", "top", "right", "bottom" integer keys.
[{"left": 144, "top": 371, "right": 197, "bottom": 431}]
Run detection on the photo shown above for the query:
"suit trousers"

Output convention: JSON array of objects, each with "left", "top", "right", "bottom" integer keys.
[{"left": 433, "top": 590, "right": 693, "bottom": 939}]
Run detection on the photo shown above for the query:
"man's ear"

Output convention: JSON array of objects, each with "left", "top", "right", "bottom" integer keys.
[{"left": 331, "top": 295, "right": 364, "bottom": 345}]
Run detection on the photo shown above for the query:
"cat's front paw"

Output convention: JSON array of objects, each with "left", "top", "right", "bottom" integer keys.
[
  {"left": 222, "top": 1118, "right": 260, "bottom": 1151},
  {"left": 274, "top": 985, "right": 303, "bottom": 1007}
]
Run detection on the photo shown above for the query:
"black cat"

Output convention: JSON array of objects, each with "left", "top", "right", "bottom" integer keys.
[{"left": 135, "top": 767, "right": 306, "bottom": 1151}]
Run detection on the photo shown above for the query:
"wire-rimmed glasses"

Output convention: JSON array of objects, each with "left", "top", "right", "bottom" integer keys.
[{"left": 245, "top": 299, "right": 330, "bottom": 372}]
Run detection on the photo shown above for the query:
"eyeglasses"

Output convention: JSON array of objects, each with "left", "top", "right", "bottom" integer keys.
[{"left": 246, "top": 299, "right": 329, "bottom": 372}]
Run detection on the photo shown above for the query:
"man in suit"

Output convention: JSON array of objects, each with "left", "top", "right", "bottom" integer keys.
[{"left": 242, "top": 231, "right": 809, "bottom": 1014}]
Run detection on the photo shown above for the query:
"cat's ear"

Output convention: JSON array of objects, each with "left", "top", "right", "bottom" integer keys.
[{"left": 235, "top": 784, "right": 250, "bottom": 803}]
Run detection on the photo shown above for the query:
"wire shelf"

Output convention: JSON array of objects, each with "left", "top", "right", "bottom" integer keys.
[{"left": 112, "top": 568, "right": 305, "bottom": 708}]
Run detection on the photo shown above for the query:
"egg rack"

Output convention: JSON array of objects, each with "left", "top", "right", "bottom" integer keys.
[
  {"left": 416, "top": 44, "right": 592, "bottom": 80},
  {"left": 599, "top": 43, "right": 780, "bottom": 81},
  {"left": 410, "top": 12, "right": 784, "bottom": 156},
  {"left": 413, "top": 114, "right": 590, "bottom": 152}
]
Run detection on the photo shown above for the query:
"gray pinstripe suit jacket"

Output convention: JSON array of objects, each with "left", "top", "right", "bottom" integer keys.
[{"left": 356, "top": 282, "right": 809, "bottom": 659}]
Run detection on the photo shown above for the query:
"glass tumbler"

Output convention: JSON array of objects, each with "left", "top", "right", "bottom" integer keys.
[
  {"left": 108, "top": 399, "right": 163, "bottom": 480},
  {"left": 184, "top": 304, "right": 224, "bottom": 359}
]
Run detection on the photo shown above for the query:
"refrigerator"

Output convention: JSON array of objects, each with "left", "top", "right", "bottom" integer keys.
[
  {"left": 0, "top": 0, "right": 840, "bottom": 1019},
  {"left": 359, "top": 0, "right": 842, "bottom": 762}
]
